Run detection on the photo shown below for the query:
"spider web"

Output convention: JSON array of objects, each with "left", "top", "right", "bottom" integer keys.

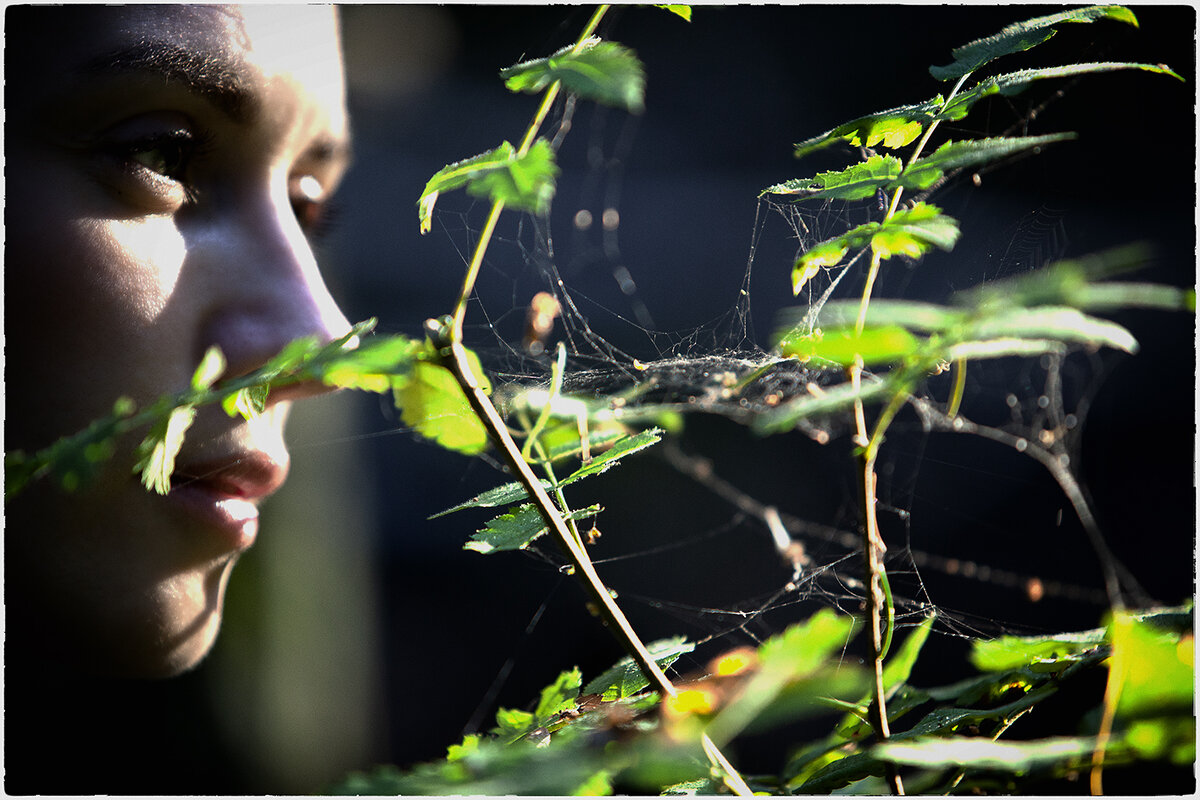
[{"left": 411, "top": 87, "right": 1166, "bottom": 689}]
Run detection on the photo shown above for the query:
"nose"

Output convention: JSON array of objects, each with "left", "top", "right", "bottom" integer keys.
[{"left": 198, "top": 192, "right": 352, "bottom": 404}]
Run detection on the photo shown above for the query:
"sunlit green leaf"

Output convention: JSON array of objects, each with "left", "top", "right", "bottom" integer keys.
[
  {"left": 900, "top": 135, "right": 1075, "bottom": 190},
  {"left": 804, "top": 299, "right": 968, "bottom": 333},
  {"left": 792, "top": 240, "right": 851, "bottom": 294},
  {"left": 875, "top": 735, "right": 1102, "bottom": 772},
  {"left": 779, "top": 326, "right": 922, "bottom": 368},
  {"left": 764, "top": 155, "right": 903, "bottom": 200},
  {"left": 134, "top": 404, "right": 197, "bottom": 495},
  {"left": 941, "top": 61, "right": 1183, "bottom": 121},
  {"left": 656, "top": 5, "right": 691, "bottom": 22},
  {"left": 582, "top": 637, "right": 695, "bottom": 700},
  {"left": 883, "top": 612, "right": 936, "bottom": 691},
  {"left": 395, "top": 346, "right": 492, "bottom": 455},
  {"left": 534, "top": 667, "right": 583, "bottom": 722},
  {"left": 971, "top": 627, "right": 1107, "bottom": 672},
  {"left": 870, "top": 202, "right": 961, "bottom": 258},
  {"left": 964, "top": 305, "right": 1138, "bottom": 353},
  {"left": 320, "top": 335, "right": 421, "bottom": 393},
  {"left": 753, "top": 373, "right": 897, "bottom": 435},
  {"left": 429, "top": 478, "right": 555, "bottom": 518},
  {"left": 191, "top": 346, "right": 226, "bottom": 391},
  {"left": 790, "top": 100, "right": 941, "bottom": 159},
  {"left": 1108, "top": 609, "right": 1193, "bottom": 720},
  {"left": 930, "top": 5, "right": 1139, "bottom": 81},
  {"left": 501, "top": 38, "right": 646, "bottom": 113},
  {"left": 465, "top": 503, "right": 601, "bottom": 554},
  {"left": 221, "top": 385, "right": 269, "bottom": 419},
  {"left": 560, "top": 428, "right": 663, "bottom": 483},
  {"left": 417, "top": 140, "right": 559, "bottom": 233}
]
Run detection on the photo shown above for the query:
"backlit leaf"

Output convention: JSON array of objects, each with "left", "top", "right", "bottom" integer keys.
[
  {"left": 501, "top": 38, "right": 646, "bottom": 113},
  {"left": 790, "top": 100, "right": 941, "bottom": 159},
  {"left": 930, "top": 5, "right": 1139, "bottom": 81},
  {"left": 971, "top": 627, "right": 1106, "bottom": 672},
  {"left": 191, "top": 346, "right": 226, "bottom": 391},
  {"left": 870, "top": 202, "right": 961, "bottom": 258},
  {"left": 941, "top": 61, "right": 1183, "bottom": 121},
  {"left": 134, "top": 404, "right": 197, "bottom": 495},
  {"left": 656, "top": 5, "right": 692, "bottom": 22},
  {"left": 430, "top": 478, "right": 555, "bottom": 518},
  {"left": 965, "top": 305, "right": 1138, "bottom": 353},
  {"left": 582, "top": 637, "right": 695, "bottom": 700},
  {"left": 465, "top": 503, "right": 601, "bottom": 554},
  {"left": 764, "top": 155, "right": 903, "bottom": 200},
  {"left": 394, "top": 346, "right": 492, "bottom": 455},
  {"left": 1108, "top": 609, "right": 1193, "bottom": 720},
  {"left": 900, "top": 134, "right": 1075, "bottom": 190},
  {"left": 417, "top": 140, "right": 559, "bottom": 233},
  {"left": 876, "top": 735, "right": 1102, "bottom": 772},
  {"left": 779, "top": 326, "right": 922, "bottom": 368},
  {"left": 560, "top": 428, "right": 663, "bottom": 483}
]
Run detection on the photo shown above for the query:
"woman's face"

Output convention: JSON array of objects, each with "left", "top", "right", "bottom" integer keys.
[{"left": 5, "top": 6, "right": 352, "bottom": 677}]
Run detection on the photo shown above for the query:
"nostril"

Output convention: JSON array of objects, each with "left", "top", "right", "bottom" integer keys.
[{"left": 199, "top": 290, "right": 351, "bottom": 404}]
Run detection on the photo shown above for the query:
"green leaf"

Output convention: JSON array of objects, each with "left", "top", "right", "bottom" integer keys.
[
  {"left": 875, "top": 735, "right": 1102, "bottom": 772},
  {"left": 779, "top": 325, "right": 922, "bottom": 368},
  {"left": 465, "top": 503, "right": 601, "bottom": 554},
  {"left": 582, "top": 637, "right": 695, "bottom": 700},
  {"left": 792, "top": 240, "right": 851, "bottom": 294},
  {"left": 394, "top": 345, "right": 492, "bottom": 455},
  {"left": 941, "top": 61, "right": 1184, "bottom": 121},
  {"left": 191, "top": 346, "right": 226, "bottom": 391},
  {"left": 501, "top": 38, "right": 646, "bottom": 113},
  {"left": 753, "top": 373, "right": 897, "bottom": 435},
  {"left": 790, "top": 100, "right": 941, "bottom": 159},
  {"left": 656, "top": 5, "right": 692, "bottom": 22},
  {"left": 221, "top": 385, "right": 269, "bottom": 419},
  {"left": 790, "top": 203, "right": 958, "bottom": 295},
  {"left": 430, "top": 478, "right": 555, "bottom": 518},
  {"left": 930, "top": 5, "right": 1140, "bottom": 81},
  {"left": 971, "top": 627, "right": 1106, "bottom": 672},
  {"left": 964, "top": 305, "right": 1138, "bottom": 353},
  {"left": 950, "top": 244, "right": 1186, "bottom": 312},
  {"left": 134, "top": 404, "right": 197, "bottom": 495},
  {"left": 468, "top": 139, "right": 559, "bottom": 215},
  {"left": 801, "top": 299, "right": 969, "bottom": 333},
  {"left": 870, "top": 201, "right": 961, "bottom": 257},
  {"left": 1108, "top": 609, "right": 1193, "bottom": 720},
  {"left": 882, "top": 612, "right": 936, "bottom": 691},
  {"left": 559, "top": 428, "right": 663, "bottom": 484},
  {"left": 900, "top": 134, "right": 1075, "bottom": 190},
  {"left": 320, "top": 334, "right": 421, "bottom": 393},
  {"left": 764, "top": 155, "right": 903, "bottom": 200},
  {"left": 417, "top": 140, "right": 559, "bottom": 233},
  {"left": 534, "top": 667, "right": 583, "bottom": 722}
]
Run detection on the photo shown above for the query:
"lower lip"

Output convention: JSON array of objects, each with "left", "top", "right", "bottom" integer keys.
[{"left": 166, "top": 483, "right": 260, "bottom": 550}]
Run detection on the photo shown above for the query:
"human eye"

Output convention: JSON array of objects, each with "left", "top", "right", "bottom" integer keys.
[
  {"left": 93, "top": 114, "right": 211, "bottom": 212},
  {"left": 288, "top": 173, "right": 338, "bottom": 240}
]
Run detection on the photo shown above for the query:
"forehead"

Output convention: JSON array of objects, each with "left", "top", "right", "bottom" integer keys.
[{"left": 9, "top": 5, "right": 345, "bottom": 132}]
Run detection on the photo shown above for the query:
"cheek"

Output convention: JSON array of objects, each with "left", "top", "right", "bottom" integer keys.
[{"left": 7, "top": 212, "right": 193, "bottom": 446}]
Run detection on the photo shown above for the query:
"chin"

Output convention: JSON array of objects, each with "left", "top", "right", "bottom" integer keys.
[{"left": 110, "top": 558, "right": 238, "bottom": 679}]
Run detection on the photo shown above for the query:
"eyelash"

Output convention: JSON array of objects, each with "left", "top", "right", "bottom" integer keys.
[{"left": 111, "top": 131, "right": 336, "bottom": 238}]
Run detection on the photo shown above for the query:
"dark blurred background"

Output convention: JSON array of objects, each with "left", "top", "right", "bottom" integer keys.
[{"left": 31, "top": 6, "right": 1195, "bottom": 793}]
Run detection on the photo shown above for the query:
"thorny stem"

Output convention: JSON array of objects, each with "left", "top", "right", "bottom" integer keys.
[{"left": 437, "top": 6, "right": 751, "bottom": 794}]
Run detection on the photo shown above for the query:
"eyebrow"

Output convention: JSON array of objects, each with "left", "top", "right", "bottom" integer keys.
[{"left": 77, "top": 41, "right": 256, "bottom": 124}]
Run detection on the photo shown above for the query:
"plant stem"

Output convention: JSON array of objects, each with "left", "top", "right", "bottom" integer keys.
[
  {"left": 434, "top": 330, "right": 751, "bottom": 796},
  {"left": 436, "top": 6, "right": 751, "bottom": 793},
  {"left": 450, "top": 4, "right": 609, "bottom": 342}
]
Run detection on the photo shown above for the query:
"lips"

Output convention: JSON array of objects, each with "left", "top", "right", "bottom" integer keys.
[{"left": 166, "top": 449, "right": 289, "bottom": 550}]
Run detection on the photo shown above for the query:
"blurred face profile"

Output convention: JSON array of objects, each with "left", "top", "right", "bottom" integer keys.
[{"left": 5, "top": 5, "right": 351, "bottom": 677}]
